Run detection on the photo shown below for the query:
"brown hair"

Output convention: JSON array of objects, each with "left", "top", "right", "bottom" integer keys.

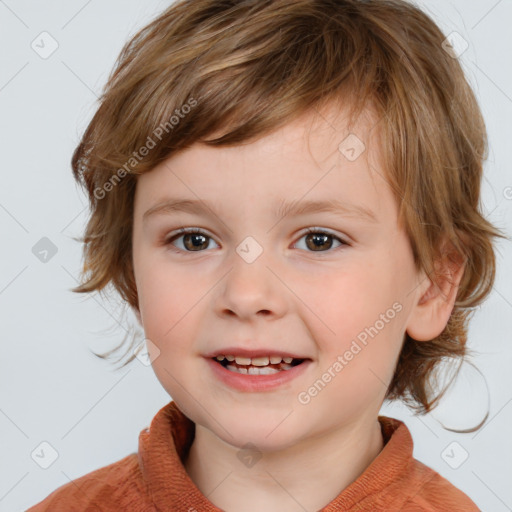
[{"left": 71, "top": 0, "right": 508, "bottom": 414}]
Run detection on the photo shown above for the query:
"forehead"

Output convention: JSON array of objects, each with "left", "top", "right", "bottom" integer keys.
[
  {"left": 195, "top": 101, "right": 382, "bottom": 166},
  {"left": 133, "top": 102, "right": 393, "bottom": 222}
]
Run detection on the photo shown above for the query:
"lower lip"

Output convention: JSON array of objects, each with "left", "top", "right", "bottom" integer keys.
[{"left": 206, "top": 357, "right": 312, "bottom": 392}]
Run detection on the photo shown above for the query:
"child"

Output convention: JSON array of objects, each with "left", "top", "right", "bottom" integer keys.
[{"left": 28, "top": 0, "right": 506, "bottom": 510}]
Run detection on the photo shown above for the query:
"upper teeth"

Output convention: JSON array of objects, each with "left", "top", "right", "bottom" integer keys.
[{"left": 215, "top": 355, "right": 294, "bottom": 366}]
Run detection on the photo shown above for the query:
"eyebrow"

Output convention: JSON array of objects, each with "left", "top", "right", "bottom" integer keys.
[{"left": 142, "top": 197, "right": 378, "bottom": 224}]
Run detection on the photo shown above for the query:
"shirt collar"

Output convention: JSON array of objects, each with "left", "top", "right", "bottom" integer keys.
[{"left": 138, "top": 400, "right": 417, "bottom": 511}]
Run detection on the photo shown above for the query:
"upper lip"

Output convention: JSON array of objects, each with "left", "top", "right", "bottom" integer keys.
[{"left": 204, "top": 347, "right": 311, "bottom": 359}]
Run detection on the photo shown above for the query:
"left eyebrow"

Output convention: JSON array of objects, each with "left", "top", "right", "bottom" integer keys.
[
  {"left": 142, "top": 197, "right": 378, "bottom": 224},
  {"left": 274, "top": 198, "right": 378, "bottom": 223}
]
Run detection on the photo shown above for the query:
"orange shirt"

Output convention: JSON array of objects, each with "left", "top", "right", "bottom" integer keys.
[{"left": 27, "top": 400, "right": 480, "bottom": 511}]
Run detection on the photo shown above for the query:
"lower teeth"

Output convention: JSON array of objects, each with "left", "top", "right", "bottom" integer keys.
[{"left": 225, "top": 363, "right": 293, "bottom": 375}]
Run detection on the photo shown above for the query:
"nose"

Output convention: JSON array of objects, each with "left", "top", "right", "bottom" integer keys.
[{"left": 214, "top": 243, "right": 288, "bottom": 321}]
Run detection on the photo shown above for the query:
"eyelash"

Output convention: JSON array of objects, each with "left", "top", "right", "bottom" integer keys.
[{"left": 163, "top": 227, "right": 349, "bottom": 254}]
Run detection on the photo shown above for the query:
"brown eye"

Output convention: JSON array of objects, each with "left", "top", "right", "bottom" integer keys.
[
  {"left": 305, "top": 232, "right": 334, "bottom": 251},
  {"left": 295, "top": 228, "right": 347, "bottom": 253},
  {"left": 165, "top": 229, "right": 217, "bottom": 252},
  {"left": 164, "top": 227, "right": 348, "bottom": 255},
  {"left": 182, "top": 232, "right": 209, "bottom": 251}
]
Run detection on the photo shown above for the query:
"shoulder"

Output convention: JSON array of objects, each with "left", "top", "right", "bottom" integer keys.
[
  {"left": 26, "top": 453, "right": 151, "bottom": 512},
  {"left": 369, "top": 417, "right": 480, "bottom": 512},
  {"left": 399, "top": 458, "right": 481, "bottom": 512}
]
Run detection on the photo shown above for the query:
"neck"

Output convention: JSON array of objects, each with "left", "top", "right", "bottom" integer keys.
[{"left": 184, "top": 416, "right": 384, "bottom": 512}]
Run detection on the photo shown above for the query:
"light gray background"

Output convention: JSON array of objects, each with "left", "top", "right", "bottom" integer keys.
[{"left": 1, "top": 1, "right": 511, "bottom": 511}]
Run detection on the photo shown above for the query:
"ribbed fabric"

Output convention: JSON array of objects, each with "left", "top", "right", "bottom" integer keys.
[{"left": 27, "top": 400, "right": 480, "bottom": 511}]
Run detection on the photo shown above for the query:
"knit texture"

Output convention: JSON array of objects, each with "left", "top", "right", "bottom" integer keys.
[{"left": 27, "top": 400, "right": 480, "bottom": 511}]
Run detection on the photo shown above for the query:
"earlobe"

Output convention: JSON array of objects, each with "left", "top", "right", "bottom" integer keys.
[{"left": 405, "top": 244, "right": 466, "bottom": 342}]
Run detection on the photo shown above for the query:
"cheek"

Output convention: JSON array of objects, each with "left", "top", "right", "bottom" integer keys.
[
  {"left": 298, "top": 262, "right": 387, "bottom": 335},
  {"left": 135, "top": 254, "right": 197, "bottom": 351},
  {"left": 139, "top": 267, "right": 199, "bottom": 393},
  {"left": 298, "top": 257, "right": 406, "bottom": 367},
  {"left": 301, "top": 267, "right": 405, "bottom": 413}
]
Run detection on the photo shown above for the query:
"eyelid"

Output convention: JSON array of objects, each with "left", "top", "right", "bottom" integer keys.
[
  {"left": 163, "top": 227, "right": 216, "bottom": 245},
  {"left": 163, "top": 226, "right": 350, "bottom": 253},
  {"left": 301, "top": 226, "right": 350, "bottom": 245}
]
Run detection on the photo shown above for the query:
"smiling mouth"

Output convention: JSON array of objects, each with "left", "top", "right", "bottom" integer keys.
[{"left": 212, "top": 356, "right": 305, "bottom": 375}]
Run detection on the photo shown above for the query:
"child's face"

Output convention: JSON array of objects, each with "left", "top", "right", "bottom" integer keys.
[{"left": 132, "top": 104, "right": 427, "bottom": 450}]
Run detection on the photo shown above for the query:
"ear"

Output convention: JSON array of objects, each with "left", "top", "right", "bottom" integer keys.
[{"left": 405, "top": 238, "right": 466, "bottom": 342}]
